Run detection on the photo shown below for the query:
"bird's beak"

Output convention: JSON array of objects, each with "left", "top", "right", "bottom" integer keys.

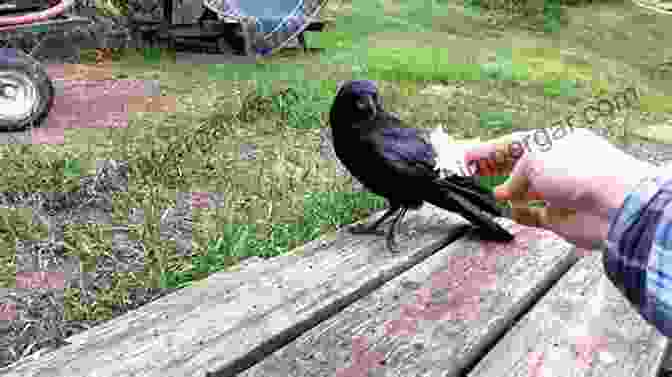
[
  {"left": 336, "top": 81, "right": 345, "bottom": 96},
  {"left": 367, "top": 96, "right": 377, "bottom": 119}
]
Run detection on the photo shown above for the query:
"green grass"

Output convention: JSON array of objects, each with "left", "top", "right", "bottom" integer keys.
[
  {"left": 366, "top": 46, "right": 501, "bottom": 82},
  {"left": 164, "top": 191, "right": 386, "bottom": 289},
  {"left": 303, "top": 31, "right": 359, "bottom": 50},
  {"left": 479, "top": 112, "right": 515, "bottom": 131}
]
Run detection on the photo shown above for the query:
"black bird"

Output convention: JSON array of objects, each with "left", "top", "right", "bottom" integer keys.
[{"left": 329, "top": 80, "right": 514, "bottom": 252}]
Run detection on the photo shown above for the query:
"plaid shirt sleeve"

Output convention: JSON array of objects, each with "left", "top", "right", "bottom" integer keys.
[{"left": 604, "top": 173, "right": 672, "bottom": 337}]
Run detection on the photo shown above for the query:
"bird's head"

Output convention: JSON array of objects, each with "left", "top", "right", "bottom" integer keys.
[{"left": 330, "top": 80, "right": 382, "bottom": 127}]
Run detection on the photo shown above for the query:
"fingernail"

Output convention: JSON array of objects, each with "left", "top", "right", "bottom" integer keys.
[{"left": 494, "top": 186, "right": 509, "bottom": 200}]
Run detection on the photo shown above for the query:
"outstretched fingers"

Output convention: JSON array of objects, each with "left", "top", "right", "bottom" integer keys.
[{"left": 464, "top": 136, "right": 543, "bottom": 202}]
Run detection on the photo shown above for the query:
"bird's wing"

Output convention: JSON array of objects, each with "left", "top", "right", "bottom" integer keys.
[{"left": 369, "top": 126, "right": 438, "bottom": 179}]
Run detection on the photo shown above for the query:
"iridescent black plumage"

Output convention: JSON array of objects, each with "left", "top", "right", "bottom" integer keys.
[{"left": 329, "top": 80, "right": 514, "bottom": 252}]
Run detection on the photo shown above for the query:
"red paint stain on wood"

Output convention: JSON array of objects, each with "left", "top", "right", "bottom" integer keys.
[
  {"left": 0, "top": 303, "right": 17, "bottom": 321},
  {"left": 336, "top": 336, "right": 385, "bottom": 377},
  {"left": 15, "top": 271, "right": 66, "bottom": 290}
]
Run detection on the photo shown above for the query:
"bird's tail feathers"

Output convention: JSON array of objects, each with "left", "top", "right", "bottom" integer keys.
[
  {"left": 423, "top": 177, "right": 514, "bottom": 242},
  {"left": 434, "top": 189, "right": 514, "bottom": 242},
  {"left": 433, "top": 175, "right": 503, "bottom": 217}
]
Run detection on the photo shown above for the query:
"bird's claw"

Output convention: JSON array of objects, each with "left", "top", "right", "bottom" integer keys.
[
  {"left": 348, "top": 223, "right": 386, "bottom": 236},
  {"left": 386, "top": 237, "right": 400, "bottom": 253}
]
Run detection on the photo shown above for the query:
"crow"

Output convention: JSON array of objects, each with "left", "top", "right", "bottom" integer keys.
[{"left": 329, "top": 80, "right": 514, "bottom": 252}]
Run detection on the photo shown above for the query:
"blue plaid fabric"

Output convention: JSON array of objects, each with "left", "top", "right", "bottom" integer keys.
[{"left": 605, "top": 173, "right": 672, "bottom": 337}]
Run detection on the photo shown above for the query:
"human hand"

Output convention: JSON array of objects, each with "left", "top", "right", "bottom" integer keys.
[{"left": 463, "top": 128, "right": 660, "bottom": 249}]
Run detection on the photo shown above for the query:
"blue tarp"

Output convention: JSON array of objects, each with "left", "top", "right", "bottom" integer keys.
[
  {"left": 204, "top": 0, "right": 327, "bottom": 55},
  {"left": 237, "top": 0, "right": 306, "bottom": 34}
]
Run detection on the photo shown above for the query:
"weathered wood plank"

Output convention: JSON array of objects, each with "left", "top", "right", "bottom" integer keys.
[
  {"left": 468, "top": 252, "right": 669, "bottom": 377},
  {"left": 237, "top": 219, "right": 578, "bottom": 377},
  {"left": 0, "top": 204, "right": 470, "bottom": 377}
]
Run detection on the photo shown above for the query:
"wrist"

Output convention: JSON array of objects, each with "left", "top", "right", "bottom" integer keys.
[
  {"left": 600, "top": 182, "right": 636, "bottom": 216},
  {"left": 598, "top": 167, "right": 661, "bottom": 219}
]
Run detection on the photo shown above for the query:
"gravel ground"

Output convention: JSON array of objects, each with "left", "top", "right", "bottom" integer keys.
[
  {"left": 590, "top": 121, "right": 672, "bottom": 167},
  {"left": 617, "top": 139, "right": 672, "bottom": 166},
  {"left": 0, "top": 159, "right": 188, "bottom": 370}
]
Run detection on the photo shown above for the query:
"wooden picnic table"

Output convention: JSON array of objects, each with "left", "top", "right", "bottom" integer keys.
[{"left": 0, "top": 205, "right": 668, "bottom": 377}]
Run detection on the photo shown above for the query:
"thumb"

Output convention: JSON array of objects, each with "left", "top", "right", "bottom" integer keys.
[{"left": 494, "top": 156, "right": 533, "bottom": 201}]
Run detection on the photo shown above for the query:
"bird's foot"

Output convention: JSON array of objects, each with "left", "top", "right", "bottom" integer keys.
[
  {"left": 386, "top": 236, "right": 401, "bottom": 253},
  {"left": 348, "top": 223, "right": 386, "bottom": 236}
]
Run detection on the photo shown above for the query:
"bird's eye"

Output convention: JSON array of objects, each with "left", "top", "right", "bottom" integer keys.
[{"left": 356, "top": 99, "right": 367, "bottom": 109}]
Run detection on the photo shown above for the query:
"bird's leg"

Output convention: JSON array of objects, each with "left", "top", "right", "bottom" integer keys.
[
  {"left": 349, "top": 205, "right": 401, "bottom": 236},
  {"left": 385, "top": 207, "right": 408, "bottom": 253}
]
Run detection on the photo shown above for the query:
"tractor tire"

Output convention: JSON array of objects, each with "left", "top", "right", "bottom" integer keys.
[{"left": 0, "top": 48, "right": 54, "bottom": 132}]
